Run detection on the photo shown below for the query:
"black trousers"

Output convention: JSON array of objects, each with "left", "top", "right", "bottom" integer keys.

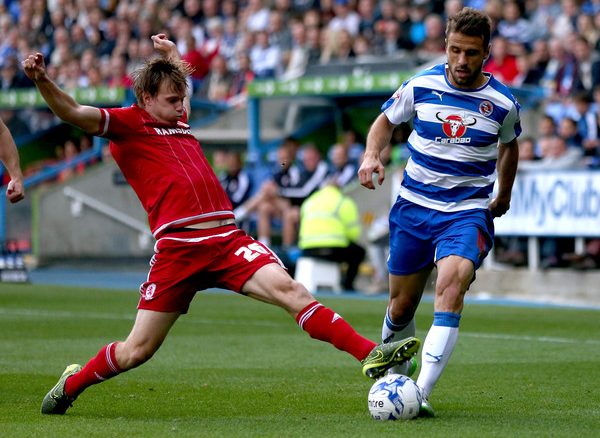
[{"left": 302, "top": 242, "right": 366, "bottom": 291}]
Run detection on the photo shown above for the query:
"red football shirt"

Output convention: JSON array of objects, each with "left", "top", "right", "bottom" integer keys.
[{"left": 97, "top": 105, "right": 234, "bottom": 237}]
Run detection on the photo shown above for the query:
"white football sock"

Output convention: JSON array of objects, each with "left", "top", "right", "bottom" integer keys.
[
  {"left": 381, "top": 307, "right": 415, "bottom": 375},
  {"left": 416, "top": 312, "right": 461, "bottom": 400}
]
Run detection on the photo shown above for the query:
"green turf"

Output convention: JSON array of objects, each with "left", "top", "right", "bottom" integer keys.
[{"left": 1, "top": 284, "right": 599, "bottom": 437}]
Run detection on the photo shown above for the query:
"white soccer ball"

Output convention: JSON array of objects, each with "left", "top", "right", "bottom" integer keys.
[{"left": 368, "top": 374, "right": 422, "bottom": 421}]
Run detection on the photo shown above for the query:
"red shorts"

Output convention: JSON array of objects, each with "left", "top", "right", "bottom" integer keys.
[{"left": 138, "top": 225, "right": 283, "bottom": 313}]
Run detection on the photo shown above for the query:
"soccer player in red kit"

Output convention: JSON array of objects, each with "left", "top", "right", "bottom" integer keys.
[{"left": 23, "top": 34, "right": 420, "bottom": 415}]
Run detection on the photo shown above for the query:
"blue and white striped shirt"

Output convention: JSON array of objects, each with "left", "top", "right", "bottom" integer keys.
[{"left": 382, "top": 63, "right": 521, "bottom": 212}]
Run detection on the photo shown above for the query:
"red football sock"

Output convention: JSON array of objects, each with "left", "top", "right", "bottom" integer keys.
[
  {"left": 296, "top": 301, "right": 376, "bottom": 361},
  {"left": 65, "top": 342, "right": 123, "bottom": 398}
]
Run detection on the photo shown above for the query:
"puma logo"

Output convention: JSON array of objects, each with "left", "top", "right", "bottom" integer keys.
[{"left": 432, "top": 90, "right": 444, "bottom": 101}]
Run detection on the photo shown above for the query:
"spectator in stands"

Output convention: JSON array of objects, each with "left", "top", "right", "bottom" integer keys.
[
  {"left": 564, "top": 238, "right": 600, "bottom": 270},
  {"left": 80, "top": 48, "right": 99, "bottom": 76},
  {"left": 229, "top": 52, "right": 255, "bottom": 106},
  {"left": 222, "top": 17, "right": 242, "bottom": 64},
  {"left": 60, "top": 58, "right": 87, "bottom": 90},
  {"left": 298, "top": 180, "right": 366, "bottom": 291},
  {"left": 96, "top": 13, "right": 118, "bottom": 58},
  {"left": 519, "top": 135, "right": 583, "bottom": 171},
  {"left": 86, "top": 66, "right": 104, "bottom": 87},
  {"left": 320, "top": 28, "right": 355, "bottom": 63},
  {"left": 497, "top": 1, "right": 533, "bottom": 45},
  {"left": 1, "top": 56, "right": 29, "bottom": 89},
  {"left": 49, "top": 26, "right": 72, "bottom": 68},
  {"left": 70, "top": 24, "right": 93, "bottom": 59},
  {"left": 552, "top": 0, "right": 580, "bottom": 40},
  {"left": 340, "top": 129, "right": 365, "bottom": 164},
  {"left": 357, "top": 0, "right": 378, "bottom": 41},
  {"left": 373, "top": 0, "right": 414, "bottom": 53},
  {"left": 201, "top": 0, "right": 221, "bottom": 28},
  {"left": 518, "top": 136, "right": 539, "bottom": 162},
  {"left": 57, "top": 139, "right": 85, "bottom": 182},
  {"left": 305, "top": 22, "right": 322, "bottom": 64},
  {"left": 576, "top": 13, "right": 599, "bottom": 48},
  {"left": 249, "top": 30, "right": 282, "bottom": 78},
  {"left": 271, "top": 0, "right": 292, "bottom": 20},
  {"left": 352, "top": 34, "right": 373, "bottom": 60},
  {"left": 181, "top": 33, "right": 212, "bottom": 90},
  {"left": 276, "top": 143, "right": 329, "bottom": 247},
  {"left": 542, "top": 38, "right": 579, "bottom": 121},
  {"left": 325, "top": 143, "right": 357, "bottom": 188},
  {"left": 444, "top": 0, "right": 465, "bottom": 20},
  {"left": 212, "top": 149, "right": 229, "bottom": 175},
  {"left": 528, "top": 0, "right": 561, "bottom": 41},
  {"left": 303, "top": 7, "right": 322, "bottom": 29},
  {"left": 203, "top": 17, "right": 228, "bottom": 61},
  {"left": 219, "top": 150, "right": 253, "bottom": 211},
  {"left": 0, "top": 27, "right": 20, "bottom": 66},
  {"left": 318, "top": 0, "right": 336, "bottom": 26},
  {"left": 281, "top": 19, "right": 309, "bottom": 80},
  {"left": 328, "top": 0, "right": 361, "bottom": 37},
  {"left": 417, "top": 14, "right": 446, "bottom": 57},
  {"left": 572, "top": 34, "right": 600, "bottom": 92},
  {"left": 571, "top": 91, "right": 600, "bottom": 157},
  {"left": 106, "top": 54, "right": 133, "bottom": 88},
  {"left": 558, "top": 117, "right": 584, "bottom": 149},
  {"left": 407, "top": 0, "right": 430, "bottom": 48},
  {"left": 538, "top": 114, "right": 558, "bottom": 139},
  {"left": 484, "top": 36, "right": 520, "bottom": 86},
  {"left": 196, "top": 54, "right": 234, "bottom": 102},
  {"left": 245, "top": 0, "right": 271, "bottom": 33},
  {"left": 268, "top": 9, "right": 293, "bottom": 54},
  {"left": 234, "top": 138, "right": 302, "bottom": 245},
  {"left": 519, "top": 39, "right": 551, "bottom": 86}
]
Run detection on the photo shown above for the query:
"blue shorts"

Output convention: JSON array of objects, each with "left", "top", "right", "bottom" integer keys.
[{"left": 388, "top": 197, "right": 495, "bottom": 276}]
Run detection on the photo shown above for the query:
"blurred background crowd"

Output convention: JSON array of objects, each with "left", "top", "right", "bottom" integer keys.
[
  {"left": 1, "top": 0, "right": 600, "bottom": 124},
  {"left": 2, "top": 0, "right": 600, "bottom": 283}
]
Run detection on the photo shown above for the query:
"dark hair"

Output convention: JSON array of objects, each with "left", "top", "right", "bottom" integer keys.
[
  {"left": 446, "top": 7, "right": 492, "bottom": 48},
  {"left": 131, "top": 58, "right": 193, "bottom": 106},
  {"left": 572, "top": 90, "right": 593, "bottom": 104}
]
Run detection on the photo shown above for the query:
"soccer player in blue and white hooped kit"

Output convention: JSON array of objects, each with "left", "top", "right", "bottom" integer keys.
[{"left": 358, "top": 7, "right": 520, "bottom": 417}]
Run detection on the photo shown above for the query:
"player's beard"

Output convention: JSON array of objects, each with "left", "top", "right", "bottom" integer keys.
[{"left": 448, "top": 63, "right": 483, "bottom": 88}]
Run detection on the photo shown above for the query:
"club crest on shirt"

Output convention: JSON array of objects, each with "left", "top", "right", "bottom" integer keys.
[
  {"left": 479, "top": 100, "right": 494, "bottom": 117},
  {"left": 435, "top": 112, "right": 477, "bottom": 143}
]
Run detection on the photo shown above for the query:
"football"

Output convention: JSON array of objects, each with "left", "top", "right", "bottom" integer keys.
[{"left": 367, "top": 374, "right": 422, "bottom": 421}]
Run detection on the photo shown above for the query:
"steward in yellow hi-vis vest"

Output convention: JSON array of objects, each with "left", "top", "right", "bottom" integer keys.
[{"left": 299, "top": 184, "right": 365, "bottom": 291}]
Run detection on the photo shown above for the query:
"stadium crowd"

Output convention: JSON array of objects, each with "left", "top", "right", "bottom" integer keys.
[{"left": 2, "top": 0, "right": 600, "bottom": 272}]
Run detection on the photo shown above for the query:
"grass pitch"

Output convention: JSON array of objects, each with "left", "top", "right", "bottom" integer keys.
[{"left": 1, "top": 283, "right": 599, "bottom": 437}]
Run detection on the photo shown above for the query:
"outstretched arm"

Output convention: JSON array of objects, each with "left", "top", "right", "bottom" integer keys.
[
  {"left": 490, "top": 138, "right": 519, "bottom": 218},
  {"left": 0, "top": 118, "right": 24, "bottom": 203},
  {"left": 358, "top": 113, "right": 396, "bottom": 190},
  {"left": 22, "top": 53, "right": 101, "bottom": 134},
  {"left": 151, "top": 34, "right": 191, "bottom": 116}
]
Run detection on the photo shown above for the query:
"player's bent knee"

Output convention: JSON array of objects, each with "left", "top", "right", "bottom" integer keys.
[{"left": 387, "top": 302, "right": 416, "bottom": 323}]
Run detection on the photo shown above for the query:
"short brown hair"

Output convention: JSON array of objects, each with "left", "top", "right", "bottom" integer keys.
[
  {"left": 131, "top": 58, "right": 193, "bottom": 105},
  {"left": 446, "top": 7, "right": 492, "bottom": 48}
]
